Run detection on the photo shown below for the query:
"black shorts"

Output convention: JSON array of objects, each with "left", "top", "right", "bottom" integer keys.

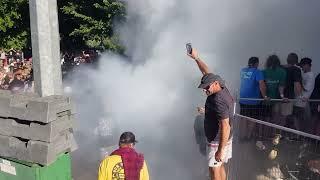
[
  {"left": 260, "top": 103, "right": 273, "bottom": 117},
  {"left": 293, "top": 106, "right": 305, "bottom": 117},
  {"left": 240, "top": 104, "right": 261, "bottom": 119},
  {"left": 310, "top": 103, "right": 319, "bottom": 115}
]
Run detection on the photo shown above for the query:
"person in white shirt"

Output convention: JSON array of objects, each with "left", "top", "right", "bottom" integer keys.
[
  {"left": 300, "top": 58, "right": 315, "bottom": 100},
  {"left": 294, "top": 58, "right": 315, "bottom": 132}
]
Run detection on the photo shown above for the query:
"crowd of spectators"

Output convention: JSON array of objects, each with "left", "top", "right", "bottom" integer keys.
[
  {"left": 0, "top": 49, "right": 34, "bottom": 93},
  {"left": 0, "top": 49, "right": 100, "bottom": 94},
  {"left": 61, "top": 50, "right": 100, "bottom": 71},
  {"left": 239, "top": 53, "right": 320, "bottom": 137}
]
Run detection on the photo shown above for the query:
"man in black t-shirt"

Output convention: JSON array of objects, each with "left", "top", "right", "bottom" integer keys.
[
  {"left": 283, "top": 53, "right": 303, "bottom": 100},
  {"left": 187, "top": 48, "right": 233, "bottom": 180},
  {"left": 310, "top": 73, "right": 320, "bottom": 135},
  {"left": 282, "top": 53, "right": 303, "bottom": 129}
]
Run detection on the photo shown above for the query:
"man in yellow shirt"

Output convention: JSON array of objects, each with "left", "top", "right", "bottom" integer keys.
[{"left": 98, "top": 132, "right": 149, "bottom": 180}]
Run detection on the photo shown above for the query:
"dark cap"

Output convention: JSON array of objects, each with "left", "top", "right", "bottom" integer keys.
[
  {"left": 198, "top": 73, "right": 224, "bottom": 89},
  {"left": 119, "top": 132, "right": 138, "bottom": 144},
  {"left": 299, "top": 57, "right": 312, "bottom": 66}
]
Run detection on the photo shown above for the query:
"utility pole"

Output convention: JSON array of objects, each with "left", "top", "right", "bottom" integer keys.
[{"left": 29, "top": 0, "right": 63, "bottom": 97}]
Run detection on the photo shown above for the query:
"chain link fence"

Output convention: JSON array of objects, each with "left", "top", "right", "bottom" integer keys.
[{"left": 228, "top": 98, "right": 320, "bottom": 180}]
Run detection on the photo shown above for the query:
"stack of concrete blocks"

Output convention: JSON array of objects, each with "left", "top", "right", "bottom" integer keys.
[{"left": 0, "top": 90, "right": 77, "bottom": 165}]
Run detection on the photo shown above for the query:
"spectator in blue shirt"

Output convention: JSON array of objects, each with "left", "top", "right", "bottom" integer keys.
[
  {"left": 239, "top": 57, "right": 267, "bottom": 140},
  {"left": 240, "top": 57, "right": 267, "bottom": 105}
]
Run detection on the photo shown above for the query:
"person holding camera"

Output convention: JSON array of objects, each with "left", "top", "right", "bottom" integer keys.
[{"left": 186, "top": 45, "right": 233, "bottom": 180}]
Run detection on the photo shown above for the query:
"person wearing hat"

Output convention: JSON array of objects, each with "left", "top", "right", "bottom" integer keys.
[
  {"left": 98, "top": 132, "right": 149, "bottom": 180},
  {"left": 293, "top": 57, "right": 315, "bottom": 132},
  {"left": 187, "top": 48, "right": 233, "bottom": 180}
]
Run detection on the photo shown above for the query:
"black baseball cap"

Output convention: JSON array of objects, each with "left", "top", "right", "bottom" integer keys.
[
  {"left": 119, "top": 132, "right": 138, "bottom": 144},
  {"left": 198, "top": 73, "right": 225, "bottom": 89},
  {"left": 299, "top": 57, "right": 312, "bottom": 66}
]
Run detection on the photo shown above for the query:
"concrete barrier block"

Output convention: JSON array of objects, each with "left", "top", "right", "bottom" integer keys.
[
  {"left": 0, "top": 94, "right": 75, "bottom": 123},
  {"left": 0, "top": 136, "right": 29, "bottom": 162},
  {"left": 0, "top": 131, "right": 76, "bottom": 165},
  {"left": 0, "top": 90, "right": 12, "bottom": 96},
  {"left": 0, "top": 90, "right": 39, "bottom": 98},
  {"left": 0, "top": 97, "right": 11, "bottom": 117},
  {"left": 24, "top": 95, "right": 75, "bottom": 123},
  {"left": 0, "top": 115, "right": 74, "bottom": 142}
]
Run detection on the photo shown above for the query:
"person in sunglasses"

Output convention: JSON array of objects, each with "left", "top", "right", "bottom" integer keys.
[{"left": 187, "top": 48, "right": 233, "bottom": 180}]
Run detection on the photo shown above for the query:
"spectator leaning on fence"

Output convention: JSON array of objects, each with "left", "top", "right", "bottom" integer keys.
[
  {"left": 294, "top": 58, "right": 315, "bottom": 132},
  {"left": 239, "top": 57, "right": 267, "bottom": 140},
  {"left": 263, "top": 55, "right": 286, "bottom": 124},
  {"left": 310, "top": 73, "right": 320, "bottom": 135},
  {"left": 282, "top": 53, "right": 303, "bottom": 129}
]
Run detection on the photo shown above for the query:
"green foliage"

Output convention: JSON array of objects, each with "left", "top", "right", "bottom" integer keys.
[
  {"left": 59, "top": 0, "right": 126, "bottom": 52},
  {"left": 0, "top": 0, "right": 126, "bottom": 53},
  {"left": 0, "top": 0, "right": 30, "bottom": 50}
]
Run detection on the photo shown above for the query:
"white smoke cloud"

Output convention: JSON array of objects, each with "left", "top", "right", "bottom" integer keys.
[{"left": 70, "top": 0, "right": 320, "bottom": 179}]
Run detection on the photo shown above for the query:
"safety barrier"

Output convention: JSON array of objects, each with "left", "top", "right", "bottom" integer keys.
[{"left": 228, "top": 98, "right": 320, "bottom": 180}]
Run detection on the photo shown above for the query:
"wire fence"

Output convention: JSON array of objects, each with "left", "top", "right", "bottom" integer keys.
[{"left": 228, "top": 98, "right": 320, "bottom": 180}]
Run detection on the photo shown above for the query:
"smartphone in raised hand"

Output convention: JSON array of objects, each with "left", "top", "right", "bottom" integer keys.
[{"left": 186, "top": 43, "right": 192, "bottom": 54}]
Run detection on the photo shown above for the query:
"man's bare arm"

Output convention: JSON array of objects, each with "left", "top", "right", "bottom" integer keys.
[
  {"left": 218, "top": 118, "right": 231, "bottom": 152},
  {"left": 294, "top": 82, "right": 303, "bottom": 97},
  {"left": 279, "top": 86, "right": 285, "bottom": 98},
  {"left": 187, "top": 48, "right": 210, "bottom": 75},
  {"left": 259, "top": 80, "right": 267, "bottom": 98}
]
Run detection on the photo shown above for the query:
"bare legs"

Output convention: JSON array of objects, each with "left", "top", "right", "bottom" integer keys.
[{"left": 209, "top": 164, "right": 227, "bottom": 180}]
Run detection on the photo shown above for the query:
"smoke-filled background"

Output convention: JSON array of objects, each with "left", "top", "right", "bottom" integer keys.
[{"left": 69, "top": 0, "right": 320, "bottom": 179}]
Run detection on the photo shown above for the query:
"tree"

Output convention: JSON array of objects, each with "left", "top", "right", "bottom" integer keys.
[
  {"left": 58, "top": 0, "right": 126, "bottom": 53},
  {"left": 0, "top": 0, "right": 126, "bottom": 53},
  {"left": 0, "top": 0, "right": 30, "bottom": 50}
]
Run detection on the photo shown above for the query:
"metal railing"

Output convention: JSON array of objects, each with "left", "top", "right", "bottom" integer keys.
[{"left": 228, "top": 98, "right": 320, "bottom": 180}]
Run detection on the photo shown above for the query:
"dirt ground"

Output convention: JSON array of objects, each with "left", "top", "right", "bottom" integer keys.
[{"left": 71, "top": 140, "right": 320, "bottom": 180}]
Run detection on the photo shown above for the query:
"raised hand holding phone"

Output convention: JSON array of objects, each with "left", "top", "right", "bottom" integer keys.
[
  {"left": 186, "top": 43, "right": 192, "bottom": 54},
  {"left": 186, "top": 44, "right": 199, "bottom": 60},
  {"left": 185, "top": 44, "right": 209, "bottom": 75}
]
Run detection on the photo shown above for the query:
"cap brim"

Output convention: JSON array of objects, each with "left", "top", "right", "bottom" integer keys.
[{"left": 198, "top": 83, "right": 210, "bottom": 89}]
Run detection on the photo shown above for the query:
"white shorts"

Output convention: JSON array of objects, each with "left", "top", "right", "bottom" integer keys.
[{"left": 208, "top": 140, "right": 232, "bottom": 167}]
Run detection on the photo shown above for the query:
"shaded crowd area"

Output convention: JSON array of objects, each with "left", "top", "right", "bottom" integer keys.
[
  {"left": 0, "top": 49, "right": 33, "bottom": 93},
  {"left": 0, "top": 49, "right": 101, "bottom": 94},
  {"left": 231, "top": 52, "right": 320, "bottom": 179},
  {"left": 238, "top": 53, "right": 320, "bottom": 136}
]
